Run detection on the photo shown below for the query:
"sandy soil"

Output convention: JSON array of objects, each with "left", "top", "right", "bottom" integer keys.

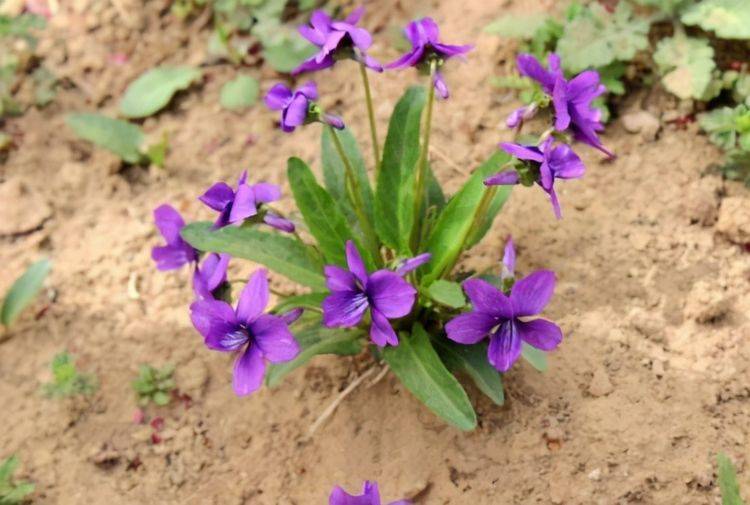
[{"left": 1, "top": 0, "right": 749, "bottom": 504}]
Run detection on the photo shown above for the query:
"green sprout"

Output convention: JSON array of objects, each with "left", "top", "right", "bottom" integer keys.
[
  {"left": 0, "top": 456, "right": 34, "bottom": 505},
  {"left": 132, "top": 364, "right": 176, "bottom": 406},
  {"left": 718, "top": 452, "right": 746, "bottom": 505},
  {"left": 41, "top": 352, "right": 97, "bottom": 398}
]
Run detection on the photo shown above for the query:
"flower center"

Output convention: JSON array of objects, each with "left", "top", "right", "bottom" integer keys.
[{"left": 220, "top": 326, "right": 250, "bottom": 351}]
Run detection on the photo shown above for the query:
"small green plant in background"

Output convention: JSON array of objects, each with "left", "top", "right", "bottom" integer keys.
[
  {"left": 1, "top": 259, "right": 50, "bottom": 329},
  {"left": 172, "top": 0, "right": 318, "bottom": 71},
  {"left": 487, "top": 0, "right": 750, "bottom": 179},
  {"left": 718, "top": 452, "right": 746, "bottom": 505},
  {"left": 132, "top": 364, "right": 176, "bottom": 406},
  {"left": 0, "top": 10, "right": 56, "bottom": 119},
  {"left": 41, "top": 352, "right": 97, "bottom": 398},
  {"left": 0, "top": 456, "right": 34, "bottom": 505}
]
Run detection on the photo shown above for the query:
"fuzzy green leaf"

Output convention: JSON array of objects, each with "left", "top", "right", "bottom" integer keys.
[
  {"left": 435, "top": 339, "right": 505, "bottom": 405},
  {"left": 426, "top": 280, "right": 466, "bottom": 308},
  {"left": 681, "top": 0, "right": 750, "bottom": 39},
  {"left": 653, "top": 35, "right": 716, "bottom": 100},
  {"left": 181, "top": 222, "right": 326, "bottom": 290},
  {"left": 321, "top": 127, "right": 374, "bottom": 226},
  {"left": 374, "top": 86, "right": 425, "bottom": 253},
  {"left": 1, "top": 259, "right": 50, "bottom": 327},
  {"left": 383, "top": 323, "right": 477, "bottom": 431},
  {"left": 484, "top": 13, "right": 549, "bottom": 38},
  {"left": 556, "top": 2, "right": 649, "bottom": 74},
  {"left": 266, "top": 325, "right": 362, "bottom": 387},
  {"left": 717, "top": 452, "right": 745, "bottom": 505},
  {"left": 66, "top": 113, "right": 144, "bottom": 164},
  {"left": 420, "top": 152, "right": 511, "bottom": 286},
  {"left": 119, "top": 66, "right": 201, "bottom": 118},
  {"left": 287, "top": 157, "right": 374, "bottom": 269},
  {"left": 220, "top": 74, "right": 259, "bottom": 111}
]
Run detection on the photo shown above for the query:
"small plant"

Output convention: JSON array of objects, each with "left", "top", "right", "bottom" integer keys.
[
  {"left": 699, "top": 105, "right": 750, "bottom": 186},
  {"left": 0, "top": 456, "right": 34, "bottom": 505},
  {"left": 1, "top": 259, "right": 51, "bottom": 329},
  {"left": 171, "top": 0, "right": 318, "bottom": 71},
  {"left": 0, "top": 10, "right": 55, "bottom": 118},
  {"left": 718, "top": 452, "right": 746, "bottom": 505},
  {"left": 487, "top": 0, "right": 750, "bottom": 179},
  {"left": 132, "top": 364, "right": 177, "bottom": 406},
  {"left": 151, "top": 8, "right": 609, "bottom": 430},
  {"left": 41, "top": 352, "right": 97, "bottom": 398}
]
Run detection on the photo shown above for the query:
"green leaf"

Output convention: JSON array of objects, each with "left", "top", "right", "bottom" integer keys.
[
  {"left": 145, "top": 133, "right": 169, "bottom": 168},
  {"left": 181, "top": 222, "right": 326, "bottom": 290},
  {"left": 421, "top": 152, "right": 511, "bottom": 286},
  {"left": 556, "top": 2, "right": 649, "bottom": 74},
  {"left": 287, "top": 157, "right": 373, "bottom": 269},
  {"left": 321, "top": 127, "right": 374, "bottom": 226},
  {"left": 717, "top": 452, "right": 745, "bottom": 505},
  {"left": 435, "top": 339, "right": 505, "bottom": 405},
  {"left": 426, "top": 280, "right": 466, "bottom": 308},
  {"left": 266, "top": 325, "right": 362, "bottom": 388},
  {"left": 681, "top": 0, "right": 750, "bottom": 39},
  {"left": 374, "top": 86, "right": 425, "bottom": 253},
  {"left": 119, "top": 66, "right": 201, "bottom": 118},
  {"left": 653, "top": 35, "right": 716, "bottom": 100},
  {"left": 699, "top": 106, "right": 742, "bottom": 150},
  {"left": 0, "top": 456, "right": 19, "bottom": 482},
  {"left": 484, "top": 13, "right": 549, "bottom": 38},
  {"left": 152, "top": 391, "right": 171, "bottom": 406},
  {"left": 272, "top": 292, "right": 327, "bottom": 314},
  {"left": 1, "top": 259, "right": 50, "bottom": 327},
  {"left": 522, "top": 342, "right": 548, "bottom": 372},
  {"left": 3, "top": 482, "right": 35, "bottom": 503},
  {"left": 65, "top": 113, "right": 145, "bottom": 164},
  {"left": 220, "top": 74, "right": 259, "bottom": 111},
  {"left": 253, "top": 17, "right": 317, "bottom": 73},
  {"left": 383, "top": 323, "right": 477, "bottom": 431},
  {"left": 598, "top": 61, "right": 627, "bottom": 95}
]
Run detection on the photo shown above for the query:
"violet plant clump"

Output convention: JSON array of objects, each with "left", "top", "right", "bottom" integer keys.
[{"left": 150, "top": 7, "right": 611, "bottom": 430}]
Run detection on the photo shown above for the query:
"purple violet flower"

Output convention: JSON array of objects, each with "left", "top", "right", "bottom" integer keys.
[
  {"left": 387, "top": 17, "right": 473, "bottom": 99},
  {"left": 484, "top": 137, "right": 585, "bottom": 219},
  {"left": 151, "top": 204, "right": 198, "bottom": 271},
  {"left": 506, "top": 103, "right": 538, "bottom": 129},
  {"left": 445, "top": 270, "right": 563, "bottom": 372},
  {"left": 293, "top": 7, "right": 382, "bottom": 75},
  {"left": 189, "top": 269, "right": 301, "bottom": 396},
  {"left": 199, "top": 170, "right": 295, "bottom": 231},
  {"left": 516, "top": 53, "right": 612, "bottom": 156},
  {"left": 193, "top": 253, "right": 230, "bottom": 300},
  {"left": 329, "top": 481, "right": 410, "bottom": 505},
  {"left": 265, "top": 81, "right": 344, "bottom": 133},
  {"left": 322, "top": 241, "right": 428, "bottom": 347}
]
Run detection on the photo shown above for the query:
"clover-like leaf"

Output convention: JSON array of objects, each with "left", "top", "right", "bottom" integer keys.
[
  {"left": 653, "top": 35, "right": 715, "bottom": 100},
  {"left": 681, "top": 0, "right": 750, "bottom": 40}
]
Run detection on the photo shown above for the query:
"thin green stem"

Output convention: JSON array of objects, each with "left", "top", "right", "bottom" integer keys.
[
  {"left": 441, "top": 185, "right": 498, "bottom": 279},
  {"left": 359, "top": 62, "right": 380, "bottom": 176},
  {"left": 410, "top": 61, "right": 437, "bottom": 251},
  {"left": 328, "top": 126, "right": 381, "bottom": 265}
]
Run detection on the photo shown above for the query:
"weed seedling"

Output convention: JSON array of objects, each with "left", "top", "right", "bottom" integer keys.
[
  {"left": 41, "top": 352, "right": 97, "bottom": 398},
  {"left": 132, "top": 364, "right": 176, "bottom": 407}
]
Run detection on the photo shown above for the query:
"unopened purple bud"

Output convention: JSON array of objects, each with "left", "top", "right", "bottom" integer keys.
[
  {"left": 395, "top": 253, "right": 432, "bottom": 276},
  {"left": 263, "top": 213, "right": 296, "bottom": 233},
  {"left": 501, "top": 236, "right": 515, "bottom": 281},
  {"left": 323, "top": 113, "right": 345, "bottom": 130},
  {"left": 484, "top": 171, "right": 520, "bottom": 186}
]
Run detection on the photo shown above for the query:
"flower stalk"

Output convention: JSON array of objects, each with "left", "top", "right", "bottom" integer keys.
[
  {"left": 410, "top": 60, "right": 437, "bottom": 250},
  {"left": 328, "top": 126, "right": 381, "bottom": 264},
  {"left": 359, "top": 62, "right": 381, "bottom": 175}
]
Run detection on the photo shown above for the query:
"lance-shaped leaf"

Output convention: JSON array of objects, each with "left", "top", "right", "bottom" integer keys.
[
  {"left": 181, "top": 222, "right": 326, "bottom": 290},
  {"left": 266, "top": 325, "right": 362, "bottom": 387},
  {"left": 66, "top": 113, "right": 144, "bottom": 164},
  {"left": 420, "top": 151, "right": 511, "bottom": 286},
  {"left": 374, "top": 86, "right": 425, "bottom": 253},
  {"left": 681, "top": 0, "right": 750, "bottom": 40},
  {"left": 119, "top": 66, "right": 202, "bottom": 118},
  {"left": 435, "top": 339, "right": 505, "bottom": 405},
  {"left": 383, "top": 323, "right": 477, "bottom": 431},
  {"left": 321, "top": 127, "right": 374, "bottom": 225},
  {"left": 287, "top": 157, "right": 375, "bottom": 269},
  {"left": 1, "top": 258, "right": 51, "bottom": 327},
  {"left": 522, "top": 342, "right": 548, "bottom": 372},
  {"left": 717, "top": 452, "right": 745, "bottom": 505},
  {"left": 426, "top": 280, "right": 466, "bottom": 309}
]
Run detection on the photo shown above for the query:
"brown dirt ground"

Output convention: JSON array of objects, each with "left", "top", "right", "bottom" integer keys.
[{"left": 1, "top": 0, "right": 749, "bottom": 503}]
